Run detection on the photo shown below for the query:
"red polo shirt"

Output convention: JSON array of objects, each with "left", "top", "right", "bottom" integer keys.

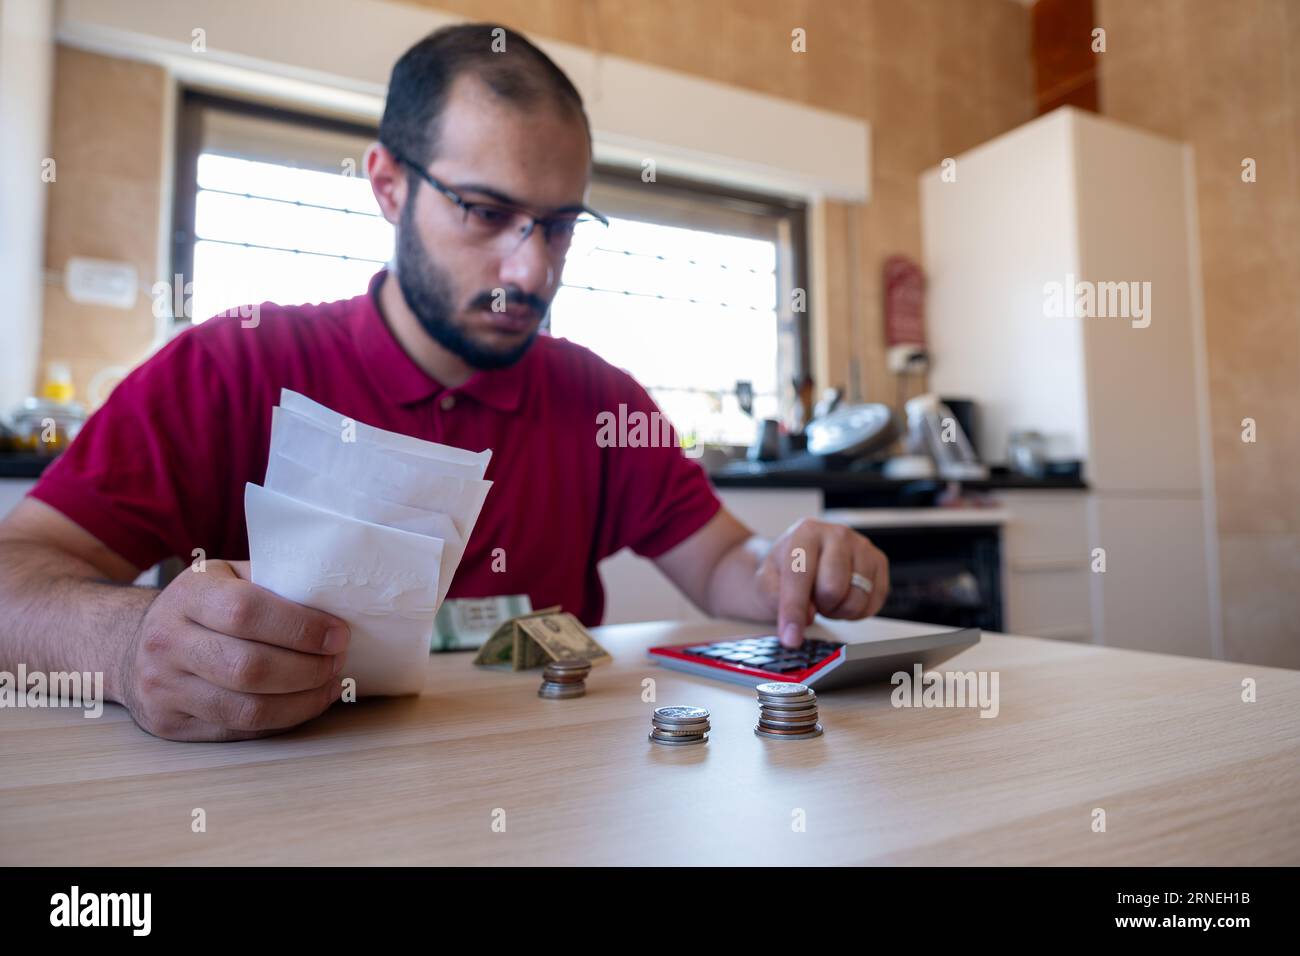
[{"left": 29, "top": 270, "right": 721, "bottom": 625}]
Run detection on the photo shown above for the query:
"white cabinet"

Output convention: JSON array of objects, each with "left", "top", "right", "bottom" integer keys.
[
  {"left": 1087, "top": 495, "right": 1214, "bottom": 658},
  {"left": 921, "top": 107, "right": 1220, "bottom": 658},
  {"left": 997, "top": 490, "right": 1093, "bottom": 642}
]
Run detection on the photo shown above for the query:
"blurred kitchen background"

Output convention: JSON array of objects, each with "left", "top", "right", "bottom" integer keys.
[{"left": 1, "top": 0, "right": 1296, "bottom": 666}]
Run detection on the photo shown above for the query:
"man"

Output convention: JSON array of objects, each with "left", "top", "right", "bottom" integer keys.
[{"left": 0, "top": 24, "right": 888, "bottom": 741}]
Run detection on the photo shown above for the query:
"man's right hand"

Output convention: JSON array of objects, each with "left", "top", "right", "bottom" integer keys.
[{"left": 120, "top": 559, "right": 350, "bottom": 741}]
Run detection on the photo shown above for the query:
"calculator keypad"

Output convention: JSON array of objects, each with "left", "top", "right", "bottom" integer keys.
[{"left": 681, "top": 636, "right": 843, "bottom": 674}]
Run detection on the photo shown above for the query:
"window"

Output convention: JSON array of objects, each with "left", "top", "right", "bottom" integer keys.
[
  {"left": 172, "top": 92, "right": 388, "bottom": 325},
  {"left": 173, "top": 95, "right": 809, "bottom": 445},
  {"left": 553, "top": 170, "right": 808, "bottom": 446}
]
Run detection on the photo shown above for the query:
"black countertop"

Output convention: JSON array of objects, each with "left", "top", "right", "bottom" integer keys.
[
  {"left": 708, "top": 462, "right": 1086, "bottom": 509},
  {"left": 0, "top": 453, "right": 54, "bottom": 480},
  {"left": 709, "top": 464, "right": 1087, "bottom": 491}
]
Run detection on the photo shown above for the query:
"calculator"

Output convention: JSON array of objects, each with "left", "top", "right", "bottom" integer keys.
[{"left": 648, "top": 623, "right": 981, "bottom": 691}]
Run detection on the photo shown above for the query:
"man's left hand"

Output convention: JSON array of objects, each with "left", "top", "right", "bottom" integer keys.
[{"left": 754, "top": 519, "right": 890, "bottom": 648}]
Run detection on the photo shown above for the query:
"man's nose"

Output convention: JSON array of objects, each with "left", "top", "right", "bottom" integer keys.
[{"left": 498, "top": 228, "right": 556, "bottom": 297}]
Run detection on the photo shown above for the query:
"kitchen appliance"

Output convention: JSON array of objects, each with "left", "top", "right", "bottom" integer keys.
[
  {"left": 901, "top": 394, "right": 987, "bottom": 481},
  {"left": 805, "top": 402, "right": 897, "bottom": 458}
]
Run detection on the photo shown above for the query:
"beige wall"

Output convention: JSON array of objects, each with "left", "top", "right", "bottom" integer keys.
[
  {"left": 40, "top": 46, "right": 166, "bottom": 406},
  {"left": 1097, "top": 0, "right": 1300, "bottom": 667}
]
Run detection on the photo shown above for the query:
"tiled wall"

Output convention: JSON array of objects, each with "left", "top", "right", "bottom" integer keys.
[
  {"left": 1097, "top": 0, "right": 1300, "bottom": 667},
  {"left": 395, "top": 0, "right": 1036, "bottom": 403},
  {"left": 39, "top": 46, "right": 166, "bottom": 406}
]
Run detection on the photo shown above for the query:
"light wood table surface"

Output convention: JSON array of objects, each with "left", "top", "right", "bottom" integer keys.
[{"left": 2, "top": 618, "right": 1297, "bottom": 865}]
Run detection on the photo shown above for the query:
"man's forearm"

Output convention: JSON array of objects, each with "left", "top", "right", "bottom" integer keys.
[
  {"left": 0, "top": 539, "right": 156, "bottom": 703},
  {"left": 704, "top": 534, "right": 774, "bottom": 621}
]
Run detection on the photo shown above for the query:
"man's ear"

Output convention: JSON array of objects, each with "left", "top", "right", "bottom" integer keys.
[{"left": 365, "top": 142, "right": 407, "bottom": 225}]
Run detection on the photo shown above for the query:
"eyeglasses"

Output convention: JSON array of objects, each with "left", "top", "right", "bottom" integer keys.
[{"left": 385, "top": 145, "right": 608, "bottom": 255}]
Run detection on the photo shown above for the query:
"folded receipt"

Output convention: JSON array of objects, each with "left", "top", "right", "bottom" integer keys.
[{"left": 244, "top": 389, "right": 491, "bottom": 696}]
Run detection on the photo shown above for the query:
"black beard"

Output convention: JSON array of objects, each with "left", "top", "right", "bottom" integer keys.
[{"left": 394, "top": 197, "right": 543, "bottom": 371}]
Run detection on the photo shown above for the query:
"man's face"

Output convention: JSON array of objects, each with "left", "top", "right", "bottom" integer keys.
[{"left": 388, "top": 75, "right": 592, "bottom": 370}]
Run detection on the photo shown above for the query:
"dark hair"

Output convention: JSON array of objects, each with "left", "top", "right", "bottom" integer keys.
[{"left": 379, "top": 22, "right": 589, "bottom": 168}]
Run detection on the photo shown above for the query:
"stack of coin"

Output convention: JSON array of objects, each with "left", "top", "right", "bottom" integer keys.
[
  {"left": 649, "top": 705, "right": 710, "bottom": 746},
  {"left": 754, "top": 681, "right": 823, "bottom": 740},
  {"left": 538, "top": 657, "right": 591, "bottom": 699}
]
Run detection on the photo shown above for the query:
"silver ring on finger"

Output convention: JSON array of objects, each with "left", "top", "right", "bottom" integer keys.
[{"left": 850, "top": 572, "right": 874, "bottom": 595}]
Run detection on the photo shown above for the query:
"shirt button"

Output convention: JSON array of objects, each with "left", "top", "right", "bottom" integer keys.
[{"left": 440, "top": 394, "right": 456, "bottom": 411}]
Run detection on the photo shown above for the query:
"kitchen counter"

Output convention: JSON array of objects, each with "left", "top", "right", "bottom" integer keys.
[
  {"left": 0, "top": 453, "right": 53, "bottom": 480},
  {"left": 709, "top": 462, "right": 1087, "bottom": 492},
  {"left": 822, "top": 507, "right": 1011, "bottom": 528}
]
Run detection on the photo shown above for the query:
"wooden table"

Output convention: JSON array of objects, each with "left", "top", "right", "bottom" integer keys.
[{"left": 2, "top": 618, "right": 1297, "bottom": 865}]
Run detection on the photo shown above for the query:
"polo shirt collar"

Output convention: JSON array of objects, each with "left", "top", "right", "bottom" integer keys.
[{"left": 351, "top": 269, "right": 532, "bottom": 412}]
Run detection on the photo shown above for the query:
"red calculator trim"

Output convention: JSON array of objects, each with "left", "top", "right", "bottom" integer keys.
[{"left": 647, "top": 641, "right": 845, "bottom": 684}]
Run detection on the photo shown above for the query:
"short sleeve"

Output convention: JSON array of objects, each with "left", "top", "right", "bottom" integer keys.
[
  {"left": 27, "top": 328, "right": 242, "bottom": 572},
  {"left": 597, "top": 374, "right": 722, "bottom": 560}
]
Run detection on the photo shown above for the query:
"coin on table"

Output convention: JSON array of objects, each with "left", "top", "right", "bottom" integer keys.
[
  {"left": 754, "top": 724, "right": 823, "bottom": 740},
  {"left": 545, "top": 658, "right": 591, "bottom": 672},
  {"left": 650, "top": 731, "right": 708, "bottom": 746},
  {"left": 755, "top": 682, "right": 811, "bottom": 697},
  {"left": 654, "top": 706, "right": 710, "bottom": 723},
  {"left": 650, "top": 724, "right": 710, "bottom": 736},
  {"left": 758, "top": 715, "right": 821, "bottom": 728}
]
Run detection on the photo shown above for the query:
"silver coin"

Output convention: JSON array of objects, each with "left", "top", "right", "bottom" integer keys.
[
  {"left": 754, "top": 691, "right": 811, "bottom": 707},
  {"left": 654, "top": 706, "right": 710, "bottom": 722},
  {"left": 650, "top": 727, "right": 707, "bottom": 739},
  {"left": 758, "top": 703, "right": 819, "bottom": 715},
  {"left": 758, "top": 709, "right": 820, "bottom": 720},
  {"left": 758, "top": 714, "right": 821, "bottom": 727},
  {"left": 651, "top": 724, "right": 711, "bottom": 736},
  {"left": 652, "top": 714, "right": 710, "bottom": 725},
  {"left": 651, "top": 727, "right": 710, "bottom": 737},
  {"left": 755, "top": 682, "right": 811, "bottom": 697},
  {"left": 538, "top": 684, "right": 585, "bottom": 699},
  {"left": 757, "top": 697, "right": 817, "bottom": 710},
  {"left": 754, "top": 724, "right": 823, "bottom": 740},
  {"left": 650, "top": 732, "right": 708, "bottom": 746}
]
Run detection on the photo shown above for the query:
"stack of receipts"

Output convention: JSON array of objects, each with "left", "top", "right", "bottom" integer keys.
[{"left": 244, "top": 389, "right": 492, "bottom": 696}]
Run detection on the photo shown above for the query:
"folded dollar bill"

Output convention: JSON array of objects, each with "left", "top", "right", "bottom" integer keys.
[{"left": 472, "top": 608, "right": 612, "bottom": 670}]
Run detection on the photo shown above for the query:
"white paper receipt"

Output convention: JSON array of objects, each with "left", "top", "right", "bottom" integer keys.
[{"left": 245, "top": 389, "right": 492, "bottom": 696}]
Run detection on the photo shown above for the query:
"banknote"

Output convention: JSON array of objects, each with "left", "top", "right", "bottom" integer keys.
[
  {"left": 472, "top": 606, "right": 561, "bottom": 667},
  {"left": 516, "top": 613, "right": 611, "bottom": 668},
  {"left": 472, "top": 608, "right": 611, "bottom": 670}
]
